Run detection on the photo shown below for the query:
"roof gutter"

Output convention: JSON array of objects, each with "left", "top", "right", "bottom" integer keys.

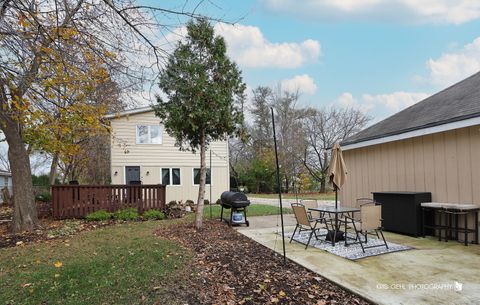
[
  {"left": 105, "top": 106, "right": 153, "bottom": 119},
  {"left": 342, "top": 115, "right": 480, "bottom": 151}
]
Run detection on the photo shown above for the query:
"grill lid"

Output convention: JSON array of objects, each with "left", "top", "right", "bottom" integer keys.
[{"left": 221, "top": 191, "right": 250, "bottom": 206}]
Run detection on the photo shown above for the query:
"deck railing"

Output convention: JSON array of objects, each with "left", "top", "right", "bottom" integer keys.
[{"left": 52, "top": 184, "right": 166, "bottom": 219}]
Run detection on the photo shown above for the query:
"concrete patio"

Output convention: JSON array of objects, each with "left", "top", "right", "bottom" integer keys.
[{"left": 236, "top": 215, "right": 480, "bottom": 305}]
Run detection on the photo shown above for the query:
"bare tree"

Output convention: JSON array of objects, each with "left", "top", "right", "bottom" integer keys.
[
  {"left": 272, "top": 88, "right": 308, "bottom": 193},
  {"left": 303, "top": 107, "right": 371, "bottom": 193}
]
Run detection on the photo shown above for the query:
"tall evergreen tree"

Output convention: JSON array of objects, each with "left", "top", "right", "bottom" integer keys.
[{"left": 154, "top": 18, "right": 245, "bottom": 229}]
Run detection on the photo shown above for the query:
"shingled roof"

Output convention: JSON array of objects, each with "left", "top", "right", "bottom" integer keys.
[{"left": 342, "top": 71, "right": 480, "bottom": 147}]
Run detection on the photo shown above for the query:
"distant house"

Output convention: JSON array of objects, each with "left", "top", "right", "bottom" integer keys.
[
  {"left": 107, "top": 107, "right": 230, "bottom": 203},
  {"left": 340, "top": 72, "right": 480, "bottom": 207},
  {"left": 0, "top": 170, "right": 12, "bottom": 204}
]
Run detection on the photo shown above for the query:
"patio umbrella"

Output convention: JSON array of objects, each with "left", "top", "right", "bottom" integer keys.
[{"left": 328, "top": 142, "right": 347, "bottom": 209}]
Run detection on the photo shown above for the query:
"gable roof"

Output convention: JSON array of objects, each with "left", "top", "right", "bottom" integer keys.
[
  {"left": 342, "top": 71, "right": 480, "bottom": 149},
  {"left": 105, "top": 106, "right": 153, "bottom": 119}
]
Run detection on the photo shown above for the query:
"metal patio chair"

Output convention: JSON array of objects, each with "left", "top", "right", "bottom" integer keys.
[
  {"left": 290, "top": 203, "right": 330, "bottom": 249},
  {"left": 343, "top": 202, "right": 388, "bottom": 253}
]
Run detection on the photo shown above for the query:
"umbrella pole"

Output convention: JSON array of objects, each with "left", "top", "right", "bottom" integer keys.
[
  {"left": 335, "top": 185, "right": 338, "bottom": 209},
  {"left": 271, "top": 107, "right": 286, "bottom": 264}
]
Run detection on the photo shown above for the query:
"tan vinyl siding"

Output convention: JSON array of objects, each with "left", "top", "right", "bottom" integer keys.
[
  {"left": 110, "top": 111, "right": 228, "bottom": 167},
  {"left": 110, "top": 110, "right": 229, "bottom": 202},
  {"left": 340, "top": 125, "right": 480, "bottom": 206}
]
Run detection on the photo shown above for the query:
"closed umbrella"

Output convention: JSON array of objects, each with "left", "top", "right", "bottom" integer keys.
[{"left": 328, "top": 142, "right": 347, "bottom": 209}]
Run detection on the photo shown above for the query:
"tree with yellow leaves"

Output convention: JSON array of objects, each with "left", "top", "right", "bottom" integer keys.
[{"left": 0, "top": 0, "right": 218, "bottom": 233}]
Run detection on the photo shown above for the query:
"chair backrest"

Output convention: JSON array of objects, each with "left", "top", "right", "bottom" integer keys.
[
  {"left": 291, "top": 203, "right": 311, "bottom": 227},
  {"left": 356, "top": 198, "right": 376, "bottom": 207},
  {"left": 361, "top": 204, "right": 382, "bottom": 231},
  {"left": 301, "top": 199, "right": 321, "bottom": 219}
]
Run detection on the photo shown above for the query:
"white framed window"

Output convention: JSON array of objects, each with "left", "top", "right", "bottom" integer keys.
[
  {"left": 193, "top": 168, "right": 211, "bottom": 185},
  {"left": 161, "top": 168, "right": 181, "bottom": 185},
  {"left": 136, "top": 125, "right": 162, "bottom": 144}
]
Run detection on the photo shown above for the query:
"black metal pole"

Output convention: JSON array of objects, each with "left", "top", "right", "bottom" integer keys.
[{"left": 271, "top": 107, "right": 286, "bottom": 264}]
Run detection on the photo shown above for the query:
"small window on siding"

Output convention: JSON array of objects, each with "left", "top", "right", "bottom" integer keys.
[
  {"left": 161, "top": 168, "right": 181, "bottom": 185},
  {"left": 193, "top": 168, "right": 211, "bottom": 185},
  {"left": 172, "top": 168, "right": 181, "bottom": 185},
  {"left": 136, "top": 125, "right": 162, "bottom": 144},
  {"left": 161, "top": 168, "right": 170, "bottom": 185}
]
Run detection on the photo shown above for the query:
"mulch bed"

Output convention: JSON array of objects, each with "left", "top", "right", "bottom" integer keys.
[{"left": 156, "top": 220, "right": 371, "bottom": 305}]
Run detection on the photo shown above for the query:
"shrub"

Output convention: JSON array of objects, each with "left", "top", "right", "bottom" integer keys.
[
  {"left": 114, "top": 208, "right": 139, "bottom": 221},
  {"left": 204, "top": 199, "right": 210, "bottom": 205},
  {"left": 35, "top": 191, "right": 52, "bottom": 202},
  {"left": 143, "top": 209, "right": 165, "bottom": 220},
  {"left": 85, "top": 210, "right": 113, "bottom": 221}
]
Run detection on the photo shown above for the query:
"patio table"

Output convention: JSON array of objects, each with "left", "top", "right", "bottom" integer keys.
[{"left": 309, "top": 206, "right": 360, "bottom": 246}]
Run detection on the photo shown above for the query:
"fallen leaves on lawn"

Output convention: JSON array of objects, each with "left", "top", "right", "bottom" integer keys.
[
  {"left": 53, "top": 261, "right": 63, "bottom": 268},
  {"left": 155, "top": 220, "right": 370, "bottom": 305}
]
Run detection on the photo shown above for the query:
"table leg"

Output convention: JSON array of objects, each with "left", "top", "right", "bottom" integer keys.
[
  {"left": 422, "top": 208, "right": 425, "bottom": 237},
  {"left": 475, "top": 211, "right": 479, "bottom": 244},
  {"left": 455, "top": 214, "right": 459, "bottom": 241}
]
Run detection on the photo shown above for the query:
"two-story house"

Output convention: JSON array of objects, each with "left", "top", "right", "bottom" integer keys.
[{"left": 107, "top": 106, "right": 230, "bottom": 203}]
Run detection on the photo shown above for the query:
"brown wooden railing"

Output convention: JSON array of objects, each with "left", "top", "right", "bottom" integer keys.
[{"left": 52, "top": 184, "right": 166, "bottom": 219}]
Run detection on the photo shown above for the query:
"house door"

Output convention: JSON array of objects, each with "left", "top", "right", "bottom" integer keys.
[{"left": 125, "top": 166, "right": 140, "bottom": 184}]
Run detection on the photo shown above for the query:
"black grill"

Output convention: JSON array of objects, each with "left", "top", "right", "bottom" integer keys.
[{"left": 220, "top": 191, "right": 250, "bottom": 226}]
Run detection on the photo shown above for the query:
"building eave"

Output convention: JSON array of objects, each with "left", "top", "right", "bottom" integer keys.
[
  {"left": 342, "top": 115, "right": 480, "bottom": 151},
  {"left": 105, "top": 106, "right": 154, "bottom": 119}
]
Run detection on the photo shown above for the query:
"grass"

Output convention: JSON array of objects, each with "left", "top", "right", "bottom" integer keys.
[
  {"left": 203, "top": 203, "right": 291, "bottom": 219},
  {"left": 0, "top": 221, "right": 191, "bottom": 305},
  {"left": 248, "top": 192, "right": 336, "bottom": 201}
]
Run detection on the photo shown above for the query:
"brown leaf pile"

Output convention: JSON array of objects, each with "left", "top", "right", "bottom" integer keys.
[{"left": 156, "top": 220, "right": 371, "bottom": 305}]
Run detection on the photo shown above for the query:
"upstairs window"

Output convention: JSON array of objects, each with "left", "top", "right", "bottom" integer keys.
[
  {"left": 193, "top": 168, "right": 211, "bottom": 185},
  {"left": 136, "top": 125, "right": 162, "bottom": 144}
]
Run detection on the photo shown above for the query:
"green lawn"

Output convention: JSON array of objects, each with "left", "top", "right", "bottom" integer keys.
[
  {"left": 0, "top": 221, "right": 190, "bottom": 305},
  {"left": 0, "top": 205, "right": 289, "bottom": 305},
  {"left": 202, "top": 203, "right": 291, "bottom": 219},
  {"left": 248, "top": 192, "right": 335, "bottom": 200}
]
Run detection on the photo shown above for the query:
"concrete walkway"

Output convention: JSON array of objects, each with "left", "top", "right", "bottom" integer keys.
[{"left": 236, "top": 215, "right": 480, "bottom": 305}]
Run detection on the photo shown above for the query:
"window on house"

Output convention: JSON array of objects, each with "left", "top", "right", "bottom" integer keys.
[
  {"left": 136, "top": 125, "right": 162, "bottom": 144},
  {"left": 193, "top": 168, "right": 211, "bottom": 185},
  {"left": 172, "top": 168, "right": 181, "bottom": 185},
  {"left": 161, "top": 168, "right": 170, "bottom": 185},
  {"left": 161, "top": 168, "right": 181, "bottom": 185}
]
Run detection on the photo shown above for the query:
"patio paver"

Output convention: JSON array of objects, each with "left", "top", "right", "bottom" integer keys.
[{"left": 236, "top": 215, "right": 480, "bottom": 305}]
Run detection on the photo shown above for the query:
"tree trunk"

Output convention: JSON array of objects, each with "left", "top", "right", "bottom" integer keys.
[
  {"left": 49, "top": 153, "right": 59, "bottom": 185},
  {"left": 284, "top": 174, "right": 289, "bottom": 193},
  {"left": 3, "top": 121, "right": 39, "bottom": 233},
  {"left": 319, "top": 177, "right": 326, "bottom": 193},
  {"left": 195, "top": 129, "right": 206, "bottom": 229}
]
